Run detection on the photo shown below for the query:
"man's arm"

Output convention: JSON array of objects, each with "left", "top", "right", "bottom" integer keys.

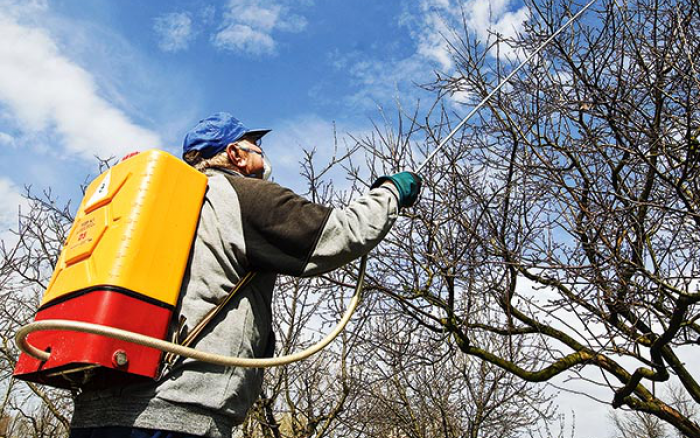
[
  {"left": 227, "top": 176, "right": 400, "bottom": 276},
  {"left": 301, "top": 182, "right": 399, "bottom": 276}
]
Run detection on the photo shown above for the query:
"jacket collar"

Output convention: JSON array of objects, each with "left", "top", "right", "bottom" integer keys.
[{"left": 208, "top": 167, "right": 244, "bottom": 178}]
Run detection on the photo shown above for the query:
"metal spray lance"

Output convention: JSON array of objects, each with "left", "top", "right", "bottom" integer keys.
[{"left": 415, "top": 0, "right": 598, "bottom": 174}]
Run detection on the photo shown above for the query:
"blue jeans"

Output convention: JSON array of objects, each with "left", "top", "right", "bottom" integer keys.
[{"left": 69, "top": 426, "right": 200, "bottom": 438}]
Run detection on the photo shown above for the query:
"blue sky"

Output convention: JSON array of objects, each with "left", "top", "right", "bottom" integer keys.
[
  {"left": 0, "top": 0, "right": 620, "bottom": 435},
  {"left": 0, "top": 0, "right": 532, "bottom": 220}
]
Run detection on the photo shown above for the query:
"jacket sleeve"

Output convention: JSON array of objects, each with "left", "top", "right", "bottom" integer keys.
[
  {"left": 227, "top": 175, "right": 399, "bottom": 276},
  {"left": 301, "top": 183, "right": 399, "bottom": 276}
]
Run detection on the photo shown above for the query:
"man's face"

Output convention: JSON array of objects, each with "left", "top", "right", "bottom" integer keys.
[{"left": 231, "top": 138, "right": 266, "bottom": 178}]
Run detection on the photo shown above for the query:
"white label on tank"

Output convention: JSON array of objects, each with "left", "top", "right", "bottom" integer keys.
[{"left": 86, "top": 170, "right": 112, "bottom": 208}]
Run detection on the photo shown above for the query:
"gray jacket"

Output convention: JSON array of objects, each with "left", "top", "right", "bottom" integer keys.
[{"left": 71, "top": 168, "right": 399, "bottom": 437}]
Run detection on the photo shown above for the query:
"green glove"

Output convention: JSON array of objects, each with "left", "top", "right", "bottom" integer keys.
[{"left": 371, "top": 171, "right": 422, "bottom": 208}]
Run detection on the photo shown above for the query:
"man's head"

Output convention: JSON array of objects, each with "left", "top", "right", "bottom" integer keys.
[{"left": 182, "top": 112, "right": 272, "bottom": 179}]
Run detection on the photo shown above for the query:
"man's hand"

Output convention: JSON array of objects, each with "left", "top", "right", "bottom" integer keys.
[{"left": 371, "top": 172, "right": 422, "bottom": 208}]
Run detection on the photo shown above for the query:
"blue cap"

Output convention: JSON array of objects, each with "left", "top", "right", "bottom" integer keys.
[{"left": 182, "top": 112, "right": 270, "bottom": 159}]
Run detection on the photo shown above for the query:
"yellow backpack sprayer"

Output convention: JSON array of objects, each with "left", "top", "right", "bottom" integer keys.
[
  {"left": 13, "top": 150, "right": 207, "bottom": 388},
  {"left": 13, "top": 0, "right": 596, "bottom": 390}
]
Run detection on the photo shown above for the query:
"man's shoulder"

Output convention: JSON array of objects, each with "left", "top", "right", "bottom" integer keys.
[
  {"left": 204, "top": 168, "right": 315, "bottom": 222},
  {"left": 208, "top": 168, "right": 293, "bottom": 199}
]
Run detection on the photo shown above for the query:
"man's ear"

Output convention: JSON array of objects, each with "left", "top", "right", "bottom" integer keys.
[{"left": 226, "top": 143, "right": 246, "bottom": 168}]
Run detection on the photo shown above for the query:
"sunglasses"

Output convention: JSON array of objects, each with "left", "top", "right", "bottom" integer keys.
[{"left": 236, "top": 144, "right": 265, "bottom": 157}]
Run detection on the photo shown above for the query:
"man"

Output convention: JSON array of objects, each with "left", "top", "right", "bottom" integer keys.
[{"left": 69, "top": 112, "right": 421, "bottom": 438}]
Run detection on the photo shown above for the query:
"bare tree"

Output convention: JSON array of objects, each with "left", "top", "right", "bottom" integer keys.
[
  {"left": 610, "top": 410, "right": 669, "bottom": 438},
  {"left": 343, "top": 0, "right": 700, "bottom": 435},
  {"left": 345, "top": 313, "right": 557, "bottom": 438},
  {"left": 0, "top": 189, "right": 74, "bottom": 437}
]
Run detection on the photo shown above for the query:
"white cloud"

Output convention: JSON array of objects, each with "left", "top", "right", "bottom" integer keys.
[
  {"left": 492, "top": 5, "right": 529, "bottom": 39},
  {"left": 415, "top": 11, "right": 454, "bottom": 71},
  {"left": 334, "top": 0, "right": 529, "bottom": 109},
  {"left": 154, "top": 12, "right": 194, "bottom": 52},
  {"left": 0, "top": 132, "right": 15, "bottom": 147},
  {"left": 213, "top": 24, "right": 276, "bottom": 55},
  {"left": 232, "top": 2, "right": 282, "bottom": 29},
  {"left": 346, "top": 54, "right": 429, "bottom": 109},
  {"left": 212, "top": 0, "right": 307, "bottom": 56},
  {"left": 275, "top": 13, "right": 307, "bottom": 33},
  {"left": 465, "top": 0, "right": 529, "bottom": 59},
  {"left": 415, "top": 0, "right": 530, "bottom": 63},
  {"left": 449, "top": 84, "right": 474, "bottom": 108},
  {"left": 0, "top": 12, "right": 162, "bottom": 161},
  {"left": 0, "top": 0, "right": 48, "bottom": 18}
]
